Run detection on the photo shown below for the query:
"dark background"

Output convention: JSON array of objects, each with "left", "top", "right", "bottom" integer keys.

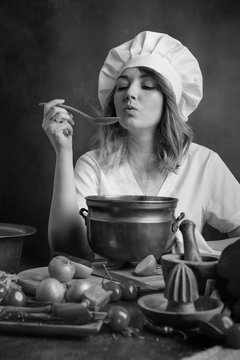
[{"left": 0, "top": 0, "right": 240, "bottom": 265}]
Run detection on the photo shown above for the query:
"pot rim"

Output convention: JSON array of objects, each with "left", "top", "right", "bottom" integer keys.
[
  {"left": 0, "top": 223, "right": 37, "bottom": 239},
  {"left": 85, "top": 195, "right": 178, "bottom": 206}
]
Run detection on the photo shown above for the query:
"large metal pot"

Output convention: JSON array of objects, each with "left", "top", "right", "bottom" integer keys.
[{"left": 80, "top": 195, "right": 184, "bottom": 262}]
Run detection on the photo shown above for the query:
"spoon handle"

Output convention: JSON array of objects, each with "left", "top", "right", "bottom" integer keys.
[
  {"left": 38, "top": 102, "right": 119, "bottom": 125},
  {"left": 38, "top": 102, "right": 92, "bottom": 119}
]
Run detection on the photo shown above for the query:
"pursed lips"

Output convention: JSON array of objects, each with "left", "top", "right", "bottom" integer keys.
[{"left": 124, "top": 105, "right": 138, "bottom": 113}]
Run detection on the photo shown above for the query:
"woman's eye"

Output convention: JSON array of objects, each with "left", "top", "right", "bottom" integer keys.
[
  {"left": 116, "top": 84, "right": 128, "bottom": 90},
  {"left": 142, "top": 83, "right": 156, "bottom": 90}
]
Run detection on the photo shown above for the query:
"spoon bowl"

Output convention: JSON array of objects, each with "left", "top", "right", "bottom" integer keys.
[{"left": 39, "top": 103, "right": 119, "bottom": 125}]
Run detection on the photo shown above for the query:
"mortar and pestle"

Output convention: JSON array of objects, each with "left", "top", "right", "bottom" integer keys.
[
  {"left": 161, "top": 220, "right": 219, "bottom": 294},
  {"left": 138, "top": 219, "right": 223, "bottom": 329},
  {"left": 138, "top": 260, "right": 223, "bottom": 329}
]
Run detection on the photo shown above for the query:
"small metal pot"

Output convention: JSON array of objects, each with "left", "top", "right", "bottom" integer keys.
[
  {"left": 0, "top": 223, "right": 37, "bottom": 273},
  {"left": 80, "top": 195, "right": 184, "bottom": 262}
]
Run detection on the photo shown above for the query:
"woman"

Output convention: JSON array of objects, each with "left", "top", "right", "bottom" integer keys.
[{"left": 42, "top": 31, "right": 240, "bottom": 260}]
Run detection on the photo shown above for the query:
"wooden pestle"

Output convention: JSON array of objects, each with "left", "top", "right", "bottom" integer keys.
[{"left": 179, "top": 220, "right": 202, "bottom": 262}]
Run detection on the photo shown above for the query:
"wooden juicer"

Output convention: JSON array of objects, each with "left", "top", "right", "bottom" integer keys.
[
  {"left": 138, "top": 220, "right": 224, "bottom": 329},
  {"left": 161, "top": 220, "right": 220, "bottom": 295}
]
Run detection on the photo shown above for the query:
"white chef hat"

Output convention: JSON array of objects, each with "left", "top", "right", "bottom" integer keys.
[{"left": 98, "top": 31, "right": 203, "bottom": 121}]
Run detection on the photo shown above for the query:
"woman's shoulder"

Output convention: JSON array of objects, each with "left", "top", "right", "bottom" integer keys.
[
  {"left": 75, "top": 149, "right": 101, "bottom": 169},
  {"left": 181, "top": 142, "right": 221, "bottom": 170},
  {"left": 188, "top": 142, "right": 218, "bottom": 160},
  {"left": 78, "top": 149, "right": 100, "bottom": 161}
]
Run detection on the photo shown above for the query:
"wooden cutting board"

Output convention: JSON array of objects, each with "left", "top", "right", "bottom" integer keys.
[
  {"left": 111, "top": 268, "right": 164, "bottom": 288},
  {"left": 18, "top": 265, "right": 165, "bottom": 296},
  {"left": 92, "top": 263, "right": 165, "bottom": 292},
  {"left": 0, "top": 320, "right": 103, "bottom": 337}
]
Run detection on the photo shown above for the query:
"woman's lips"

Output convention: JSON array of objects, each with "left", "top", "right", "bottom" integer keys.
[{"left": 124, "top": 106, "right": 138, "bottom": 115}]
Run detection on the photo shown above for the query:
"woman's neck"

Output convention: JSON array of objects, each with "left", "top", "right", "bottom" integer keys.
[
  {"left": 126, "top": 133, "right": 168, "bottom": 195},
  {"left": 127, "top": 132, "right": 158, "bottom": 172}
]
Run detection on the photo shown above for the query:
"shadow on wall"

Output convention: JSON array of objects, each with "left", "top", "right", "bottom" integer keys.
[{"left": 0, "top": 0, "right": 239, "bottom": 264}]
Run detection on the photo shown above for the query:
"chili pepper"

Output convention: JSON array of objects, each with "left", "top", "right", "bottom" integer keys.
[{"left": 145, "top": 319, "right": 187, "bottom": 340}]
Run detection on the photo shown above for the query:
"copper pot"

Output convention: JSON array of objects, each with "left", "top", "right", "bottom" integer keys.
[{"left": 80, "top": 195, "right": 184, "bottom": 262}]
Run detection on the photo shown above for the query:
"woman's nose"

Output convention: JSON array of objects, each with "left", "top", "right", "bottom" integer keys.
[{"left": 125, "top": 83, "right": 138, "bottom": 100}]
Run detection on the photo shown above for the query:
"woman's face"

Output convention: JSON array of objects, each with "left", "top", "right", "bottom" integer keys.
[{"left": 113, "top": 67, "right": 164, "bottom": 132}]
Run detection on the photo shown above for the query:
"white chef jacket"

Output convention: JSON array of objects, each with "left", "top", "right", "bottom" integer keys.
[{"left": 74, "top": 143, "right": 240, "bottom": 255}]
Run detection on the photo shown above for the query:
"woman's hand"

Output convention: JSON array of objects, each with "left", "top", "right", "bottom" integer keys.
[{"left": 42, "top": 99, "right": 75, "bottom": 153}]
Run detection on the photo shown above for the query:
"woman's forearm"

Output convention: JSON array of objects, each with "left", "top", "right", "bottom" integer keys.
[{"left": 48, "top": 149, "right": 94, "bottom": 260}]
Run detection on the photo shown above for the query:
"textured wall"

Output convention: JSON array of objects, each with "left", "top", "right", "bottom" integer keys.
[{"left": 0, "top": 0, "right": 240, "bottom": 263}]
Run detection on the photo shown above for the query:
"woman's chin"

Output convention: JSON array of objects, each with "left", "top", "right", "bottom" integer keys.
[{"left": 118, "top": 115, "right": 136, "bottom": 127}]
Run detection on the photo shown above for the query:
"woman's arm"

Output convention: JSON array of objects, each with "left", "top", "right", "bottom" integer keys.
[
  {"left": 42, "top": 99, "right": 94, "bottom": 260},
  {"left": 49, "top": 149, "right": 94, "bottom": 259}
]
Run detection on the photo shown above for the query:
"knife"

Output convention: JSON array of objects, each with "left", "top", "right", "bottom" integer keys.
[
  {"left": 50, "top": 251, "right": 92, "bottom": 267},
  {"left": 92, "top": 266, "right": 164, "bottom": 293},
  {"left": 0, "top": 302, "right": 90, "bottom": 318},
  {"left": 50, "top": 251, "right": 106, "bottom": 267},
  {"left": 0, "top": 308, "right": 107, "bottom": 324}
]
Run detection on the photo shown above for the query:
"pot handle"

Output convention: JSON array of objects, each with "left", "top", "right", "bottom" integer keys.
[
  {"left": 172, "top": 212, "right": 185, "bottom": 233},
  {"left": 79, "top": 208, "right": 88, "bottom": 226}
]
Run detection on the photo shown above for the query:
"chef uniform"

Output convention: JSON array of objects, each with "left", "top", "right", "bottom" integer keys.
[{"left": 74, "top": 31, "right": 240, "bottom": 255}]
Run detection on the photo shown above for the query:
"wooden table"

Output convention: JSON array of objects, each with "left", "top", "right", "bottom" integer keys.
[
  {"left": 0, "top": 238, "right": 239, "bottom": 360},
  {"left": 0, "top": 312, "right": 212, "bottom": 360}
]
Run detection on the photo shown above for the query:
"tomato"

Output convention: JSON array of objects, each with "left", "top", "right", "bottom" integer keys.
[
  {"left": 102, "top": 281, "right": 122, "bottom": 302},
  {"left": 121, "top": 280, "right": 138, "bottom": 300},
  {"left": 5, "top": 288, "right": 26, "bottom": 306},
  {"left": 210, "top": 314, "right": 234, "bottom": 334},
  {"left": 48, "top": 256, "right": 75, "bottom": 282},
  {"left": 0, "top": 284, "right": 7, "bottom": 303},
  {"left": 65, "top": 279, "right": 92, "bottom": 302},
  {"left": 108, "top": 305, "right": 130, "bottom": 332},
  {"left": 36, "top": 278, "right": 66, "bottom": 303},
  {"left": 225, "top": 323, "right": 240, "bottom": 349}
]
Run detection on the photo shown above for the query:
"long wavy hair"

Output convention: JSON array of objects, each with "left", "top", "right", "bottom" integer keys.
[{"left": 90, "top": 67, "right": 193, "bottom": 173}]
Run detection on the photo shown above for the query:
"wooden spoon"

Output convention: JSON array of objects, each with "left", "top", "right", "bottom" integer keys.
[{"left": 39, "top": 102, "right": 119, "bottom": 125}]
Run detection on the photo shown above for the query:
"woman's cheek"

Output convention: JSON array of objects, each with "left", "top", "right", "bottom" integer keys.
[{"left": 145, "top": 96, "right": 164, "bottom": 120}]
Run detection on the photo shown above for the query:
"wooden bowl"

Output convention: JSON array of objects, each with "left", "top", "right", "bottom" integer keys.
[
  {"left": 0, "top": 223, "right": 36, "bottom": 273},
  {"left": 138, "top": 293, "right": 223, "bottom": 329}
]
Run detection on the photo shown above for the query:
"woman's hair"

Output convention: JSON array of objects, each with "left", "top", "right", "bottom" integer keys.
[{"left": 90, "top": 67, "right": 193, "bottom": 173}]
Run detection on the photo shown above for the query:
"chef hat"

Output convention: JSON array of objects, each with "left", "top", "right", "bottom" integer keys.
[{"left": 98, "top": 31, "right": 203, "bottom": 120}]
